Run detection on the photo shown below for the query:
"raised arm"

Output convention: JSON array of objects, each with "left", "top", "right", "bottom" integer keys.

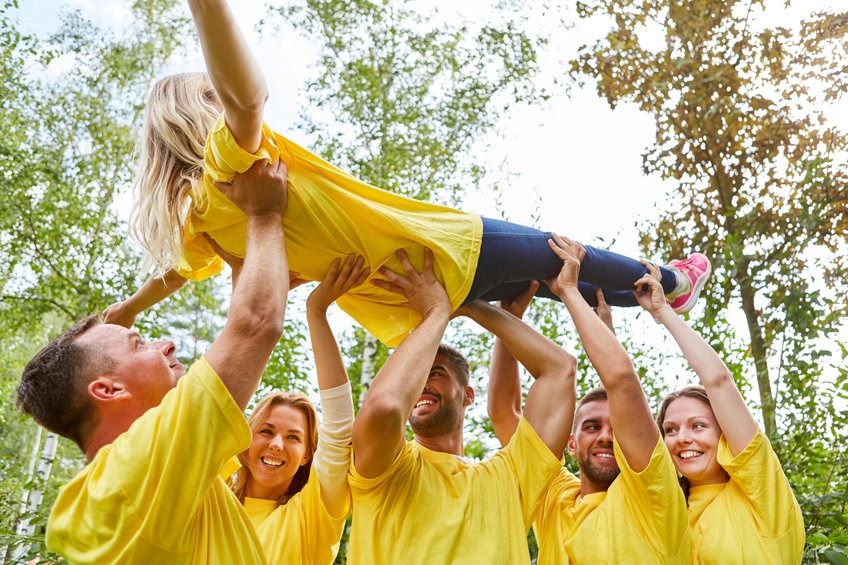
[
  {"left": 352, "top": 249, "right": 451, "bottom": 479},
  {"left": 636, "top": 263, "right": 758, "bottom": 455},
  {"left": 205, "top": 159, "right": 288, "bottom": 409},
  {"left": 306, "top": 255, "right": 370, "bottom": 390},
  {"left": 487, "top": 281, "right": 539, "bottom": 446},
  {"left": 187, "top": 0, "right": 267, "bottom": 152},
  {"left": 462, "top": 298, "right": 576, "bottom": 457},
  {"left": 306, "top": 255, "right": 368, "bottom": 516},
  {"left": 547, "top": 234, "right": 657, "bottom": 472},
  {"left": 103, "top": 269, "right": 188, "bottom": 328}
]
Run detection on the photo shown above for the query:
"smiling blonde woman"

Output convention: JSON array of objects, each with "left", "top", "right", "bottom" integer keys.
[{"left": 227, "top": 255, "right": 367, "bottom": 564}]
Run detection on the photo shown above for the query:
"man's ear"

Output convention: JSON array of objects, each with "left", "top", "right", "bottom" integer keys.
[
  {"left": 567, "top": 433, "right": 577, "bottom": 457},
  {"left": 88, "top": 376, "right": 128, "bottom": 402},
  {"left": 463, "top": 386, "right": 475, "bottom": 408}
]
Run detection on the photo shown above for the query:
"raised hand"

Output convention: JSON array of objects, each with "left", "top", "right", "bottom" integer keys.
[
  {"left": 307, "top": 255, "right": 370, "bottom": 313},
  {"left": 371, "top": 248, "right": 450, "bottom": 319},
  {"left": 594, "top": 288, "right": 615, "bottom": 334},
  {"left": 633, "top": 260, "right": 669, "bottom": 318},
  {"left": 501, "top": 280, "right": 540, "bottom": 318},
  {"left": 543, "top": 233, "right": 585, "bottom": 298}
]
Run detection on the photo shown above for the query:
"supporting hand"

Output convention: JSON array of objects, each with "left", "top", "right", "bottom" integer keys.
[
  {"left": 308, "top": 255, "right": 370, "bottom": 313},
  {"left": 501, "top": 280, "right": 539, "bottom": 318},
  {"left": 544, "top": 233, "right": 585, "bottom": 298},
  {"left": 372, "top": 248, "right": 450, "bottom": 319},
  {"left": 594, "top": 288, "right": 615, "bottom": 334},
  {"left": 633, "top": 261, "right": 670, "bottom": 318},
  {"left": 214, "top": 158, "right": 287, "bottom": 218}
]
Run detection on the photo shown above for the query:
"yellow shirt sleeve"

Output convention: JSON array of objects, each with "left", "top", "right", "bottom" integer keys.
[
  {"left": 612, "top": 436, "right": 690, "bottom": 557},
  {"left": 496, "top": 417, "right": 565, "bottom": 527},
  {"left": 46, "top": 358, "right": 259, "bottom": 563},
  {"left": 717, "top": 431, "right": 805, "bottom": 539},
  {"left": 108, "top": 357, "right": 250, "bottom": 550},
  {"left": 348, "top": 439, "right": 415, "bottom": 492}
]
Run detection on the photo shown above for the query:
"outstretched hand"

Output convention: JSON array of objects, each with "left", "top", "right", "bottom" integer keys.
[
  {"left": 307, "top": 254, "right": 370, "bottom": 312},
  {"left": 633, "top": 260, "right": 669, "bottom": 317},
  {"left": 543, "top": 233, "right": 585, "bottom": 297},
  {"left": 103, "top": 301, "right": 137, "bottom": 328},
  {"left": 371, "top": 248, "right": 450, "bottom": 319}
]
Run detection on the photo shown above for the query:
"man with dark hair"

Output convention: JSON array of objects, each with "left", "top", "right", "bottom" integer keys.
[
  {"left": 488, "top": 235, "right": 691, "bottom": 563},
  {"left": 346, "top": 248, "right": 577, "bottom": 564},
  {"left": 17, "top": 158, "right": 289, "bottom": 563}
]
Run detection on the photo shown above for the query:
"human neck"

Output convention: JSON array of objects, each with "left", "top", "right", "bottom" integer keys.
[
  {"left": 687, "top": 469, "right": 730, "bottom": 489},
  {"left": 83, "top": 415, "right": 134, "bottom": 462},
  {"left": 578, "top": 473, "right": 613, "bottom": 497},
  {"left": 414, "top": 429, "right": 464, "bottom": 456},
  {"left": 246, "top": 479, "right": 291, "bottom": 502}
]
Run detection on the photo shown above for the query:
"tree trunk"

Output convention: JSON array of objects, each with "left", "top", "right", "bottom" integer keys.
[
  {"left": 11, "top": 430, "right": 58, "bottom": 562},
  {"left": 358, "top": 332, "right": 379, "bottom": 408},
  {"left": 737, "top": 264, "right": 778, "bottom": 442}
]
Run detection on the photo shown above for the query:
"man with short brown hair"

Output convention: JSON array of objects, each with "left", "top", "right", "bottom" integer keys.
[{"left": 18, "top": 158, "right": 289, "bottom": 564}]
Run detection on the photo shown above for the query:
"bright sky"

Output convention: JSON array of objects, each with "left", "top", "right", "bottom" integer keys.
[{"left": 15, "top": 0, "right": 848, "bottom": 414}]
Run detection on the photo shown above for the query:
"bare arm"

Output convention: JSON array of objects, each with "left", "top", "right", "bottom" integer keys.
[
  {"left": 547, "top": 234, "right": 658, "bottom": 472},
  {"left": 352, "top": 249, "right": 451, "bottom": 479},
  {"left": 306, "top": 255, "right": 370, "bottom": 391},
  {"left": 637, "top": 264, "right": 758, "bottom": 455},
  {"left": 306, "top": 255, "right": 367, "bottom": 516},
  {"left": 462, "top": 298, "right": 575, "bottom": 457},
  {"left": 187, "top": 0, "right": 267, "bottom": 152},
  {"left": 205, "top": 159, "right": 288, "bottom": 409},
  {"left": 103, "top": 269, "right": 188, "bottom": 328},
  {"left": 487, "top": 281, "right": 539, "bottom": 446}
]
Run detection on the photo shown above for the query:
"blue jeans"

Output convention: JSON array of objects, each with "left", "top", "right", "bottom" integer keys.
[{"left": 463, "top": 217, "right": 677, "bottom": 307}]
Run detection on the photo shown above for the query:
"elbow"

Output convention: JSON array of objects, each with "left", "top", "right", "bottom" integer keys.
[
  {"left": 703, "top": 369, "right": 735, "bottom": 389},
  {"left": 222, "top": 88, "right": 268, "bottom": 115},
  {"left": 354, "top": 398, "right": 406, "bottom": 434},
  {"left": 228, "top": 309, "right": 285, "bottom": 346}
]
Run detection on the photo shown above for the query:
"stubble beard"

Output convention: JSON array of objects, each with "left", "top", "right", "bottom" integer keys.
[
  {"left": 410, "top": 394, "right": 464, "bottom": 438},
  {"left": 579, "top": 453, "right": 621, "bottom": 488}
]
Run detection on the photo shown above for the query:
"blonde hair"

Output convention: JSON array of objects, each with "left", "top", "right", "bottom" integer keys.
[
  {"left": 130, "top": 73, "right": 220, "bottom": 276},
  {"left": 228, "top": 392, "right": 319, "bottom": 507}
]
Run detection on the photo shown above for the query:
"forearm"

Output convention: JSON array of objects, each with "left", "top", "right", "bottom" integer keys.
[
  {"left": 126, "top": 270, "right": 187, "bottom": 313},
  {"left": 560, "top": 287, "right": 635, "bottom": 390},
  {"left": 228, "top": 213, "right": 287, "bottom": 332},
  {"left": 467, "top": 302, "right": 569, "bottom": 379},
  {"left": 187, "top": 0, "right": 267, "bottom": 112},
  {"left": 365, "top": 311, "right": 449, "bottom": 417},
  {"left": 314, "top": 382, "right": 354, "bottom": 516},
  {"left": 306, "top": 304, "right": 349, "bottom": 390},
  {"left": 654, "top": 307, "right": 732, "bottom": 387},
  {"left": 488, "top": 336, "right": 523, "bottom": 446}
]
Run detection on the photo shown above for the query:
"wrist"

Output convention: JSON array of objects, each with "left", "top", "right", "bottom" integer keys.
[{"left": 654, "top": 305, "right": 676, "bottom": 323}]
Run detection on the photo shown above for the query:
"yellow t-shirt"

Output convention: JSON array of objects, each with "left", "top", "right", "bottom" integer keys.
[
  {"left": 177, "top": 115, "right": 482, "bottom": 347},
  {"left": 687, "top": 432, "right": 805, "bottom": 564},
  {"left": 534, "top": 437, "right": 691, "bottom": 564},
  {"left": 346, "top": 417, "right": 562, "bottom": 565},
  {"left": 46, "top": 357, "right": 265, "bottom": 564},
  {"left": 243, "top": 465, "right": 349, "bottom": 565}
]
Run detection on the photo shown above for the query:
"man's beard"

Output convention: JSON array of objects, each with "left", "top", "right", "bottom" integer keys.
[
  {"left": 410, "top": 393, "right": 463, "bottom": 438},
  {"left": 579, "top": 453, "right": 620, "bottom": 488}
]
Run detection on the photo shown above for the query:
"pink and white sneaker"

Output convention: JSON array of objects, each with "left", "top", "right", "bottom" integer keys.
[{"left": 666, "top": 253, "right": 711, "bottom": 314}]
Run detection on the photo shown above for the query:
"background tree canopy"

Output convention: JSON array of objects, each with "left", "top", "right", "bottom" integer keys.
[{"left": 0, "top": 0, "right": 845, "bottom": 563}]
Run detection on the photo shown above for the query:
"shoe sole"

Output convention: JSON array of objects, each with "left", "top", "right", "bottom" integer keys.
[{"left": 673, "top": 258, "right": 711, "bottom": 314}]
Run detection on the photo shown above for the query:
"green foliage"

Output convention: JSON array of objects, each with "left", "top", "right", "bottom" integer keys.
[
  {"left": 266, "top": 0, "right": 547, "bottom": 205},
  {"left": 572, "top": 0, "right": 848, "bottom": 557}
]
